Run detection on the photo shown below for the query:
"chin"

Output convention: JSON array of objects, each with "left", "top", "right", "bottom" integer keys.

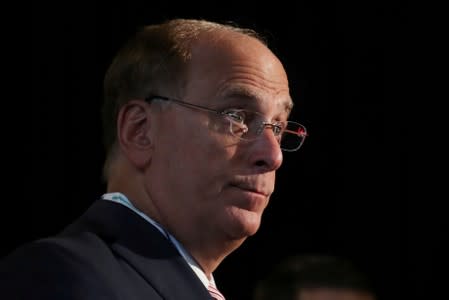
[{"left": 226, "top": 208, "right": 262, "bottom": 239}]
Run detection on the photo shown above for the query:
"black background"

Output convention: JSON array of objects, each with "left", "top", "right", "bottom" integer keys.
[{"left": 2, "top": 2, "right": 417, "bottom": 300}]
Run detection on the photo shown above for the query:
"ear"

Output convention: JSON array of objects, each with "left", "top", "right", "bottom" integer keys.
[{"left": 116, "top": 100, "right": 153, "bottom": 169}]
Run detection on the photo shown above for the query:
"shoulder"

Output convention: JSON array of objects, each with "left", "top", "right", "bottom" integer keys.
[{"left": 0, "top": 236, "right": 117, "bottom": 299}]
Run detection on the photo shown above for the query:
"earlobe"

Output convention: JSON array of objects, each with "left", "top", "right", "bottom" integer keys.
[{"left": 116, "top": 100, "right": 153, "bottom": 168}]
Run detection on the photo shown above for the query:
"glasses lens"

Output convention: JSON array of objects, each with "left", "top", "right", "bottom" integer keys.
[
  {"left": 280, "top": 122, "right": 307, "bottom": 151},
  {"left": 226, "top": 110, "right": 259, "bottom": 139},
  {"left": 226, "top": 110, "right": 307, "bottom": 152}
]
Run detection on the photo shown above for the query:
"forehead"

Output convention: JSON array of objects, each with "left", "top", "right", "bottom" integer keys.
[
  {"left": 218, "top": 84, "right": 293, "bottom": 115},
  {"left": 184, "top": 30, "right": 293, "bottom": 114}
]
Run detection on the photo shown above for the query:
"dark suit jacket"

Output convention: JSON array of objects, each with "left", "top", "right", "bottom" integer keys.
[{"left": 0, "top": 200, "right": 214, "bottom": 299}]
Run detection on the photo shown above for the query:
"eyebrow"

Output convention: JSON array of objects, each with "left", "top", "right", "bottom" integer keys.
[{"left": 220, "top": 85, "right": 294, "bottom": 114}]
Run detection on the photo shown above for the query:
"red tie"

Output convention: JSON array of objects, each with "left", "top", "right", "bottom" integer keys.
[{"left": 207, "top": 283, "right": 226, "bottom": 300}]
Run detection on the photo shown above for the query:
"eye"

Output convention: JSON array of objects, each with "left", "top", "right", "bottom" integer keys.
[
  {"left": 223, "top": 110, "right": 246, "bottom": 124},
  {"left": 272, "top": 124, "right": 283, "bottom": 135}
]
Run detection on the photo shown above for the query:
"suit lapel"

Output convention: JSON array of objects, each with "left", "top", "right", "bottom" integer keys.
[{"left": 70, "top": 200, "right": 212, "bottom": 300}]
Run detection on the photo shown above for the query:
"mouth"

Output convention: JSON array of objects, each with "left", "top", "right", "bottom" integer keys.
[
  {"left": 229, "top": 183, "right": 269, "bottom": 198},
  {"left": 227, "top": 183, "right": 270, "bottom": 212}
]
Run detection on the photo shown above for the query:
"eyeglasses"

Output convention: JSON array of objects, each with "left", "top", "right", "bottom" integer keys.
[{"left": 145, "top": 95, "right": 307, "bottom": 152}]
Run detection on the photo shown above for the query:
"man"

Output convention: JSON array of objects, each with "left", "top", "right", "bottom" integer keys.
[
  {"left": 1, "top": 18, "right": 307, "bottom": 299},
  {"left": 253, "top": 255, "right": 376, "bottom": 300}
]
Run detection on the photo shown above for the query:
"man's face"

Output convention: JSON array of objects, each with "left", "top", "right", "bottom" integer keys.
[{"left": 147, "top": 31, "right": 292, "bottom": 245}]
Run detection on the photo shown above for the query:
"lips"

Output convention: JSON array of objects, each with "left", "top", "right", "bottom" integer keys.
[
  {"left": 229, "top": 182, "right": 270, "bottom": 197},
  {"left": 227, "top": 182, "right": 271, "bottom": 212}
]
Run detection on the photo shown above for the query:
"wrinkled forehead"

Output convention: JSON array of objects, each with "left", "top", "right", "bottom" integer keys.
[
  {"left": 217, "top": 84, "right": 293, "bottom": 116},
  {"left": 185, "top": 30, "right": 293, "bottom": 114},
  {"left": 189, "top": 30, "right": 288, "bottom": 82}
]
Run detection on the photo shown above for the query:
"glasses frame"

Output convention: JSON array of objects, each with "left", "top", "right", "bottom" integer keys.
[{"left": 144, "top": 95, "right": 307, "bottom": 152}]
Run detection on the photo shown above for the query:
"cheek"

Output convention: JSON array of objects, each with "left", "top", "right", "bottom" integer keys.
[
  {"left": 157, "top": 115, "right": 238, "bottom": 191},
  {"left": 161, "top": 124, "right": 223, "bottom": 179},
  {"left": 173, "top": 117, "right": 233, "bottom": 163},
  {"left": 185, "top": 139, "right": 236, "bottom": 195}
]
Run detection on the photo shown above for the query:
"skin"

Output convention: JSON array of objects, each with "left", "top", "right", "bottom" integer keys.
[
  {"left": 297, "top": 289, "right": 376, "bottom": 300},
  {"left": 108, "top": 29, "right": 292, "bottom": 278}
]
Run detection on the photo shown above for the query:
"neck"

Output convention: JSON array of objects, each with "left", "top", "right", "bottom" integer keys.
[{"left": 180, "top": 235, "right": 246, "bottom": 277}]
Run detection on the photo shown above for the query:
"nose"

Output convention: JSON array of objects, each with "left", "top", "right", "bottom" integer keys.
[{"left": 248, "top": 127, "right": 283, "bottom": 172}]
